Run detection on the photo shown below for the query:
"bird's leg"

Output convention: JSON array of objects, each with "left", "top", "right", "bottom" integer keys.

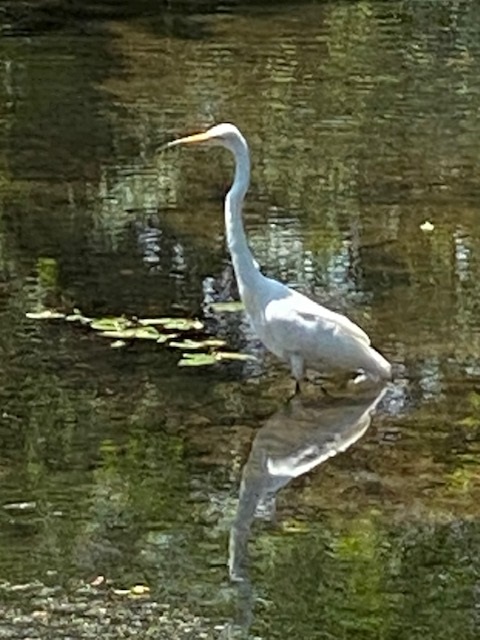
[{"left": 289, "top": 353, "right": 304, "bottom": 397}]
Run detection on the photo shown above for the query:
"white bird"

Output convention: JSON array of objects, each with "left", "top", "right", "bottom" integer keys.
[{"left": 167, "top": 123, "right": 392, "bottom": 392}]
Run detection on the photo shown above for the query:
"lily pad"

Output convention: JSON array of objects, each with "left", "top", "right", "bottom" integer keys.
[
  {"left": 202, "top": 338, "right": 227, "bottom": 347},
  {"left": 99, "top": 326, "right": 160, "bottom": 341},
  {"left": 178, "top": 353, "right": 218, "bottom": 367},
  {"left": 216, "top": 352, "right": 257, "bottom": 362},
  {"left": 65, "top": 313, "right": 92, "bottom": 324},
  {"left": 139, "top": 317, "right": 203, "bottom": 331},
  {"left": 110, "top": 340, "right": 127, "bottom": 349},
  {"left": 90, "top": 317, "right": 132, "bottom": 332},
  {"left": 209, "top": 301, "right": 244, "bottom": 313},
  {"left": 26, "top": 310, "right": 66, "bottom": 320},
  {"left": 169, "top": 338, "right": 227, "bottom": 351},
  {"left": 130, "top": 326, "right": 160, "bottom": 340},
  {"left": 157, "top": 334, "right": 176, "bottom": 344}
]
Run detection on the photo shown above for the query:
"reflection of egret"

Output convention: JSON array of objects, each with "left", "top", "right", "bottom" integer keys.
[
  {"left": 229, "top": 385, "right": 387, "bottom": 583},
  {"left": 167, "top": 123, "right": 391, "bottom": 392}
]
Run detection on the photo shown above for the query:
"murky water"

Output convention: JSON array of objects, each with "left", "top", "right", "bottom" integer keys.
[{"left": 2, "top": 0, "right": 480, "bottom": 637}]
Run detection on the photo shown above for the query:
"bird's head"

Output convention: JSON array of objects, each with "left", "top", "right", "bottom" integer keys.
[{"left": 166, "top": 122, "right": 246, "bottom": 154}]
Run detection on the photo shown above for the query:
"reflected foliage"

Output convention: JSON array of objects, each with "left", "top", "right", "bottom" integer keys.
[
  {"left": 2, "top": 0, "right": 480, "bottom": 637},
  {"left": 254, "top": 518, "right": 480, "bottom": 640}
]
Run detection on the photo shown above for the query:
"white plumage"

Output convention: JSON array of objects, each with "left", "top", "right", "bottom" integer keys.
[{"left": 168, "top": 123, "right": 392, "bottom": 390}]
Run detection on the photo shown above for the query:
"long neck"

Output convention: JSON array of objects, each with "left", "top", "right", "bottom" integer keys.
[{"left": 224, "top": 140, "right": 260, "bottom": 296}]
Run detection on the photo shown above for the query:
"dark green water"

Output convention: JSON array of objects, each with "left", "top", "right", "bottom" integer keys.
[{"left": 2, "top": 0, "right": 480, "bottom": 637}]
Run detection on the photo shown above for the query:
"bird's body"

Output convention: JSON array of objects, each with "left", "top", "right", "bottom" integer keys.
[
  {"left": 168, "top": 123, "right": 392, "bottom": 388},
  {"left": 242, "top": 278, "right": 390, "bottom": 382}
]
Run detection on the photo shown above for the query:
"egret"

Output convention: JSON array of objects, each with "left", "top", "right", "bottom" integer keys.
[{"left": 167, "top": 123, "right": 392, "bottom": 392}]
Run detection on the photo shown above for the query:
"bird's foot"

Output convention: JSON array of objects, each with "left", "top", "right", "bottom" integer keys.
[{"left": 292, "top": 377, "right": 332, "bottom": 399}]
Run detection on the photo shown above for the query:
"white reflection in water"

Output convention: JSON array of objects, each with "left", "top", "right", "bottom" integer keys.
[
  {"left": 249, "top": 221, "right": 355, "bottom": 301},
  {"left": 229, "top": 384, "right": 387, "bottom": 583},
  {"left": 171, "top": 242, "right": 187, "bottom": 278},
  {"left": 454, "top": 228, "right": 471, "bottom": 284},
  {"left": 249, "top": 215, "right": 308, "bottom": 286},
  {"left": 137, "top": 223, "right": 162, "bottom": 266},
  {"left": 418, "top": 357, "right": 443, "bottom": 401}
]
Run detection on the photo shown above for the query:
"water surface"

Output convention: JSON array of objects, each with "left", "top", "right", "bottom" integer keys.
[{"left": 1, "top": 1, "right": 480, "bottom": 638}]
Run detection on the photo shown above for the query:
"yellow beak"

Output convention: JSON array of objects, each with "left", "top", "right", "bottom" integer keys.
[{"left": 166, "top": 131, "right": 211, "bottom": 148}]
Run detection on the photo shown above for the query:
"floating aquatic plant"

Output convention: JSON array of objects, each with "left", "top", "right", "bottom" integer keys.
[
  {"left": 98, "top": 327, "right": 161, "bottom": 341},
  {"left": 178, "top": 351, "right": 256, "bottom": 367},
  {"left": 168, "top": 338, "right": 227, "bottom": 351},
  {"left": 110, "top": 340, "right": 127, "bottom": 349},
  {"left": 25, "top": 307, "right": 254, "bottom": 365},
  {"left": 25, "top": 309, "right": 201, "bottom": 341},
  {"left": 178, "top": 353, "right": 218, "bottom": 367},
  {"left": 216, "top": 352, "right": 256, "bottom": 362},
  {"left": 138, "top": 317, "right": 203, "bottom": 331},
  {"left": 208, "top": 300, "right": 244, "bottom": 313},
  {"left": 25, "top": 310, "right": 66, "bottom": 320}
]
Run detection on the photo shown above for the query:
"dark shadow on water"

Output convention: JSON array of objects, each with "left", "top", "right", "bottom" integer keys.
[
  {"left": 1, "top": 1, "right": 213, "bottom": 40},
  {"left": 227, "top": 383, "right": 387, "bottom": 636},
  {"left": 2, "top": 0, "right": 305, "bottom": 41}
]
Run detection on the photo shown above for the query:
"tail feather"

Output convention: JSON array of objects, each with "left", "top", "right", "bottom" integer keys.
[{"left": 367, "top": 346, "right": 392, "bottom": 381}]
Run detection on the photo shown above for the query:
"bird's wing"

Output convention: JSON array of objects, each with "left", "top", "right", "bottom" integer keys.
[
  {"left": 268, "top": 290, "right": 371, "bottom": 345},
  {"left": 298, "top": 307, "right": 370, "bottom": 345}
]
